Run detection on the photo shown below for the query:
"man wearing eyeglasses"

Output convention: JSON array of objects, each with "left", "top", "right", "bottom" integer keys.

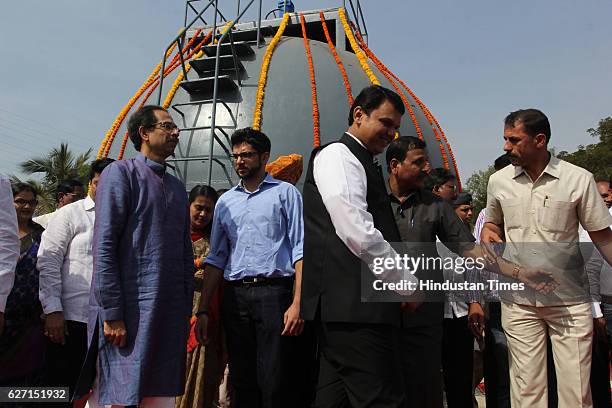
[
  {"left": 34, "top": 179, "right": 85, "bottom": 229},
  {"left": 81, "top": 105, "right": 193, "bottom": 408},
  {"left": 196, "top": 127, "right": 304, "bottom": 408}
]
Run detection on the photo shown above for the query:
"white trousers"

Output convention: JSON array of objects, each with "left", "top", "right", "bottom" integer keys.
[{"left": 502, "top": 302, "right": 593, "bottom": 408}]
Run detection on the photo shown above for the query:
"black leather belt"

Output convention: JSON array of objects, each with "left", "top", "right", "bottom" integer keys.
[{"left": 228, "top": 276, "right": 293, "bottom": 286}]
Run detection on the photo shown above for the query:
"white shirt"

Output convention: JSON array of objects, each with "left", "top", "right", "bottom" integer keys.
[
  {"left": 33, "top": 210, "right": 57, "bottom": 229},
  {"left": 37, "top": 196, "right": 95, "bottom": 323},
  {"left": 437, "top": 239, "right": 469, "bottom": 318},
  {"left": 313, "top": 132, "right": 415, "bottom": 292},
  {"left": 0, "top": 175, "right": 19, "bottom": 313},
  {"left": 580, "top": 206, "right": 612, "bottom": 318}
]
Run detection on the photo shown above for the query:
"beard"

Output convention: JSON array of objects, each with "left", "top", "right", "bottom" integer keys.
[{"left": 235, "top": 160, "right": 262, "bottom": 181}]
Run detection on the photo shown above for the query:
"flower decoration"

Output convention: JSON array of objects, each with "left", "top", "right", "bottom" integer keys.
[
  {"left": 300, "top": 14, "right": 320, "bottom": 147},
  {"left": 117, "top": 29, "right": 214, "bottom": 159},
  {"left": 97, "top": 42, "right": 179, "bottom": 159},
  {"left": 319, "top": 12, "right": 353, "bottom": 107},
  {"left": 349, "top": 24, "right": 422, "bottom": 140},
  {"left": 338, "top": 8, "right": 379, "bottom": 86},
  {"left": 252, "top": 13, "right": 290, "bottom": 131},
  {"left": 350, "top": 24, "right": 461, "bottom": 186}
]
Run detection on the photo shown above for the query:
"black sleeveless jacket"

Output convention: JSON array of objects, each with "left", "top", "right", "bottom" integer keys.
[{"left": 301, "top": 133, "right": 402, "bottom": 325}]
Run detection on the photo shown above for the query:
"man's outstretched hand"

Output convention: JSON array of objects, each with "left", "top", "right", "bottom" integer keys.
[{"left": 519, "top": 267, "right": 559, "bottom": 294}]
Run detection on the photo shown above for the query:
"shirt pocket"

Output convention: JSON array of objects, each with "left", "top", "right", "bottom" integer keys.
[
  {"left": 537, "top": 199, "right": 576, "bottom": 233},
  {"left": 500, "top": 198, "right": 523, "bottom": 229}
]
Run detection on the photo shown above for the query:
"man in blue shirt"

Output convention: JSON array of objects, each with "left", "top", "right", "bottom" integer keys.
[{"left": 196, "top": 127, "right": 304, "bottom": 408}]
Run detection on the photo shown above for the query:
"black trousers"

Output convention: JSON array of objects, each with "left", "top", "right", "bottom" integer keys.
[
  {"left": 315, "top": 321, "right": 405, "bottom": 408},
  {"left": 42, "top": 320, "right": 88, "bottom": 408},
  {"left": 400, "top": 323, "right": 444, "bottom": 408},
  {"left": 591, "top": 334, "right": 611, "bottom": 408},
  {"left": 483, "top": 303, "right": 510, "bottom": 408},
  {"left": 442, "top": 316, "right": 473, "bottom": 408},
  {"left": 221, "top": 279, "right": 296, "bottom": 408}
]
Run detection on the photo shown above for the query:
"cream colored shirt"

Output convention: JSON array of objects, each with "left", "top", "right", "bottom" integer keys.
[{"left": 486, "top": 154, "right": 612, "bottom": 306}]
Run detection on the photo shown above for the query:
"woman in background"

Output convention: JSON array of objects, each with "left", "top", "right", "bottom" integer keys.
[
  {"left": 0, "top": 183, "right": 45, "bottom": 385},
  {"left": 177, "top": 185, "right": 226, "bottom": 408}
]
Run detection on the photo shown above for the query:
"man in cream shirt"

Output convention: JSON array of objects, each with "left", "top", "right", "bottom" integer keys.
[
  {"left": 481, "top": 109, "right": 612, "bottom": 407},
  {"left": 37, "top": 158, "right": 114, "bottom": 399}
]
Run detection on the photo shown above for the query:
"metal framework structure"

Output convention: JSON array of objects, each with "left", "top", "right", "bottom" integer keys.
[{"left": 155, "top": 0, "right": 368, "bottom": 186}]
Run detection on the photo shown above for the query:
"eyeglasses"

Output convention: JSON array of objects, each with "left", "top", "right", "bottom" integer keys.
[
  {"left": 442, "top": 184, "right": 457, "bottom": 192},
  {"left": 149, "top": 121, "right": 179, "bottom": 132},
  {"left": 65, "top": 192, "right": 84, "bottom": 199},
  {"left": 14, "top": 199, "right": 38, "bottom": 207},
  {"left": 231, "top": 151, "right": 259, "bottom": 161}
]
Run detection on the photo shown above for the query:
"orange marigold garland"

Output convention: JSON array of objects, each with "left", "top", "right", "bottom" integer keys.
[
  {"left": 103, "top": 29, "right": 206, "bottom": 158},
  {"left": 319, "top": 11, "right": 353, "bottom": 107},
  {"left": 252, "top": 13, "right": 290, "bottom": 130},
  {"left": 117, "top": 30, "right": 214, "bottom": 159},
  {"left": 348, "top": 24, "right": 422, "bottom": 141},
  {"left": 163, "top": 21, "right": 232, "bottom": 109},
  {"left": 350, "top": 24, "right": 460, "bottom": 184},
  {"left": 97, "top": 42, "right": 179, "bottom": 159},
  {"left": 300, "top": 14, "right": 321, "bottom": 148}
]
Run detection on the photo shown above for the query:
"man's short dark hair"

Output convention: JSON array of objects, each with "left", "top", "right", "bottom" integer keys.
[
  {"left": 128, "top": 105, "right": 167, "bottom": 151},
  {"left": 494, "top": 154, "right": 511, "bottom": 171},
  {"left": 424, "top": 167, "right": 456, "bottom": 191},
  {"left": 12, "top": 182, "right": 38, "bottom": 198},
  {"left": 57, "top": 179, "right": 83, "bottom": 202},
  {"left": 89, "top": 158, "right": 115, "bottom": 181},
  {"left": 453, "top": 192, "right": 473, "bottom": 207},
  {"left": 504, "top": 109, "right": 551, "bottom": 143},
  {"left": 594, "top": 175, "right": 610, "bottom": 184},
  {"left": 230, "top": 127, "right": 271, "bottom": 155},
  {"left": 348, "top": 85, "right": 405, "bottom": 126},
  {"left": 385, "top": 136, "right": 426, "bottom": 169}
]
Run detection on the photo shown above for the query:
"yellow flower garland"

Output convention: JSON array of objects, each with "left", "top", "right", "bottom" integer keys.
[
  {"left": 252, "top": 13, "right": 290, "bottom": 130},
  {"left": 97, "top": 42, "right": 178, "bottom": 159},
  {"left": 338, "top": 8, "right": 379, "bottom": 86}
]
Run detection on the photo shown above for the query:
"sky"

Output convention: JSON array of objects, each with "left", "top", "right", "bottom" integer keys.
[{"left": 1, "top": 0, "right": 611, "bottom": 181}]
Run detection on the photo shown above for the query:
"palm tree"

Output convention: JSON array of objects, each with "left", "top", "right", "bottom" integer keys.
[{"left": 16, "top": 143, "right": 92, "bottom": 215}]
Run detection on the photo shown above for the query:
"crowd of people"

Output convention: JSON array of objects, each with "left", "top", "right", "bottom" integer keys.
[{"left": 0, "top": 84, "right": 611, "bottom": 408}]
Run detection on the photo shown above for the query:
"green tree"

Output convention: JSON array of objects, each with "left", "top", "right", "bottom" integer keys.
[
  {"left": 557, "top": 117, "right": 612, "bottom": 179},
  {"left": 466, "top": 165, "right": 495, "bottom": 217},
  {"left": 14, "top": 143, "right": 92, "bottom": 214}
]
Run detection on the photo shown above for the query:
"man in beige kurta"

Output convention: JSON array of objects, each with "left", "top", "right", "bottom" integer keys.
[{"left": 481, "top": 109, "right": 612, "bottom": 408}]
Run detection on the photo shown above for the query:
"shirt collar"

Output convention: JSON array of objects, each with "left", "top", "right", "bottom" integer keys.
[
  {"left": 388, "top": 188, "right": 421, "bottom": 207},
  {"left": 136, "top": 153, "right": 167, "bottom": 176},
  {"left": 345, "top": 132, "right": 367, "bottom": 150},
  {"left": 512, "top": 152, "right": 560, "bottom": 180},
  {"left": 236, "top": 173, "right": 279, "bottom": 193},
  {"left": 84, "top": 195, "right": 95, "bottom": 211}
]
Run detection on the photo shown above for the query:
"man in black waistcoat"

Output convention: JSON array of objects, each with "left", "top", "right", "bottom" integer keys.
[{"left": 301, "top": 85, "right": 410, "bottom": 408}]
